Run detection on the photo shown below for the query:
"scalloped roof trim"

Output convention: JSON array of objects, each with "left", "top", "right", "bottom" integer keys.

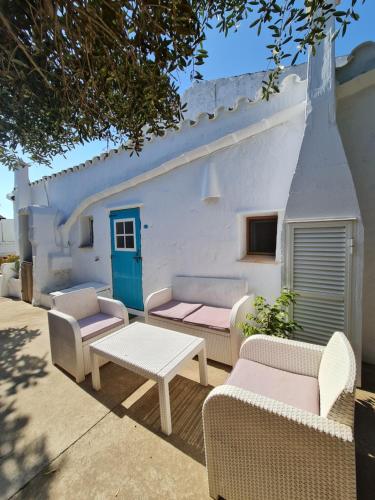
[{"left": 29, "top": 72, "right": 305, "bottom": 187}]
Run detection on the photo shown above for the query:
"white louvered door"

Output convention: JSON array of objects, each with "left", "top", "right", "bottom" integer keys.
[{"left": 285, "top": 220, "right": 353, "bottom": 345}]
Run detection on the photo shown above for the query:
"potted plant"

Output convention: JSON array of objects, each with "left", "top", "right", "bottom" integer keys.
[
  {"left": 0, "top": 255, "right": 20, "bottom": 277},
  {"left": 12, "top": 258, "right": 20, "bottom": 278},
  {"left": 0, "top": 254, "right": 18, "bottom": 269},
  {"left": 241, "top": 288, "right": 302, "bottom": 339}
]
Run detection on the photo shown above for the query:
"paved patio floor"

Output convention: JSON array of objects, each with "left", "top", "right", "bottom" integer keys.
[{"left": 0, "top": 297, "right": 374, "bottom": 499}]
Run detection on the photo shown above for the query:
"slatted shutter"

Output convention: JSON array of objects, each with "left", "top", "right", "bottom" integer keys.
[{"left": 285, "top": 220, "right": 353, "bottom": 345}]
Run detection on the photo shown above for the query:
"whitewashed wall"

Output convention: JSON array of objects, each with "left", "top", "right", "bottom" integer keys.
[
  {"left": 25, "top": 206, "right": 72, "bottom": 305},
  {"left": 15, "top": 72, "right": 306, "bottom": 305},
  {"left": 68, "top": 113, "right": 305, "bottom": 303},
  {"left": 10, "top": 40, "right": 375, "bottom": 370},
  {"left": 0, "top": 219, "right": 16, "bottom": 256},
  {"left": 338, "top": 84, "right": 375, "bottom": 364},
  {"left": 284, "top": 20, "right": 365, "bottom": 377},
  {"left": 28, "top": 77, "right": 306, "bottom": 221}
]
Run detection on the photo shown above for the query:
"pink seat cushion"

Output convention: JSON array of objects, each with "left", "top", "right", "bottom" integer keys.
[
  {"left": 183, "top": 305, "right": 231, "bottom": 331},
  {"left": 226, "top": 358, "right": 320, "bottom": 415},
  {"left": 149, "top": 300, "right": 202, "bottom": 320},
  {"left": 78, "top": 313, "right": 124, "bottom": 341}
]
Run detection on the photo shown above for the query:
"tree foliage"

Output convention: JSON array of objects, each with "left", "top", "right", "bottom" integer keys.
[{"left": 0, "top": 0, "right": 364, "bottom": 169}]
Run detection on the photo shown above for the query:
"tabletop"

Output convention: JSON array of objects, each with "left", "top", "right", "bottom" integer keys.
[{"left": 90, "top": 321, "right": 204, "bottom": 376}]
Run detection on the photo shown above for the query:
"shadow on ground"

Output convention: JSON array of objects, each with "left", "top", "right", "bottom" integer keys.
[
  {"left": 0, "top": 402, "right": 57, "bottom": 500},
  {"left": 82, "top": 360, "right": 375, "bottom": 495},
  {"left": 77, "top": 359, "right": 228, "bottom": 466},
  {"left": 356, "top": 363, "right": 375, "bottom": 500},
  {"left": 0, "top": 326, "right": 53, "bottom": 499},
  {"left": 125, "top": 374, "right": 213, "bottom": 464},
  {"left": 2, "top": 318, "right": 374, "bottom": 499},
  {"left": 0, "top": 326, "right": 48, "bottom": 396}
]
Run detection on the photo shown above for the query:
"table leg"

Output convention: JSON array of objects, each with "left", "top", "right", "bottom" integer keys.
[
  {"left": 158, "top": 379, "right": 172, "bottom": 436},
  {"left": 198, "top": 345, "right": 208, "bottom": 386},
  {"left": 90, "top": 350, "right": 101, "bottom": 391}
]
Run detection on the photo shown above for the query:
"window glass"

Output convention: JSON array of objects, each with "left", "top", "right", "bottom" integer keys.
[
  {"left": 89, "top": 217, "right": 94, "bottom": 246},
  {"left": 79, "top": 215, "right": 94, "bottom": 247},
  {"left": 125, "top": 236, "right": 135, "bottom": 249},
  {"left": 247, "top": 216, "right": 277, "bottom": 256},
  {"left": 125, "top": 221, "right": 134, "bottom": 234},
  {"left": 116, "top": 236, "right": 125, "bottom": 249},
  {"left": 116, "top": 221, "right": 124, "bottom": 235}
]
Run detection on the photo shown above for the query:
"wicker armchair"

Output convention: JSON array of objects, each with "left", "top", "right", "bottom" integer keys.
[
  {"left": 203, "top": 332, "right": 356, "bottom": 500},
  {"left": 48, "top": 287, "right": 128, "bottom": 382}
]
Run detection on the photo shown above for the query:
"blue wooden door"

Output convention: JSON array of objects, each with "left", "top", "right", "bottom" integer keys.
[{"left": 110, "top": 208, "right": 143, "bottom": 311}]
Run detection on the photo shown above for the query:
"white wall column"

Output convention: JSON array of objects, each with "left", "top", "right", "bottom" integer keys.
[{"left": 284, "top": 2, "right": 364, "bottom": 378}]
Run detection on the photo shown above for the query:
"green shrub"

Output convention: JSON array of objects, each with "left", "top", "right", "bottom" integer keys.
[
  {"left": 13, "top": 259, "right": 20, "bottom": 276},
  {"left": 241, "top": 289, "right": 302, "bottom": 339}
]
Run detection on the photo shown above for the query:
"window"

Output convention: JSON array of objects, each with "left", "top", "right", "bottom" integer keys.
[
  {"left": 247, "top": 216, "right": 277, "bottom": 256},
  {"left": 79, "top": 215, "right": 94, "bottom": 248},
  {"left": 114, "top": 218, "right": 136, "bottom": 251},
  {"left": 89, "top": 217, "right": 94, "bottom": 246}
]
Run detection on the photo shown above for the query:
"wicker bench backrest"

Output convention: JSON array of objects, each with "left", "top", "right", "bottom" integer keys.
[{"left": 172, "top": 276, "right": 248, "bottom": 308}]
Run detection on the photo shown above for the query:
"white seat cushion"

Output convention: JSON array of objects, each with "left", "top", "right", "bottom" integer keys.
[
  {"left": 149, "top": 300, "right": 202, "bottom": 320},
  {"left": 183, "top": 305, "right": 231, "bottom": 331},
  {"left": 227, "top": 359, "right": 320, "bottom": 414},
  {"left": 78, "top": 313, "right": 123, "bottom": 341}
]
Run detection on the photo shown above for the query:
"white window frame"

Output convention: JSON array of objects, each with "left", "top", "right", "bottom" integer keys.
[
  {"left": 236, "top": 209, "right": 284, "bottom": 263},
  {"left": 79, "top": 215, "right": 94, "bottom": 248},
  {"left": 114, "top": 218, "right": 137, "bottom": 252}
]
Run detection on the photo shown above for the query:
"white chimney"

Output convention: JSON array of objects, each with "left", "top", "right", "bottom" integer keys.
[
  {"left": 284, "top": 0, "right": 363, "bottom": 383},
  {"left": 13, "top": 164, "right": 31, "bottom": 257},
  {"left": 285, "top": 0, "right": 360, "bottom": 219},
  {"left": 14, "top": 164, "right": 31, "bottom": 210}
]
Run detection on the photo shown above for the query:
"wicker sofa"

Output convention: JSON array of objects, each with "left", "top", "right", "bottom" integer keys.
[
  {"left": 145, "top": 276, "right": 254, "bottom": 366},
  {"left": 48, "top": 287, "right": 129, "bottom": 382},
  {"left": 203, "top": 332, "right": 357, "bottom": 500}
]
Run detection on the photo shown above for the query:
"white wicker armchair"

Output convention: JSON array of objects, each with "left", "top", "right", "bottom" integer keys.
[
  {"left": 48, "top": 287, "right": 128, "bottom": 382},
  {"left": 203, "top": 332, "right": 356, "bottom": 500}
]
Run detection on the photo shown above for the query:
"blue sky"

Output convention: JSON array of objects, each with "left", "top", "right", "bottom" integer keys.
[{"left": 1, "top": 2, "right": 374, "bottom": 218}]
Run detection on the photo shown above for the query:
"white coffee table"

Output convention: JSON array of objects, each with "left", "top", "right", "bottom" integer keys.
[{"left": 89, "top": 322, "right": 208, "bottom": 435}]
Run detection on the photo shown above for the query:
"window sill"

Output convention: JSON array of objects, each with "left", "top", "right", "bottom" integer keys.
[
  {"left": 237, "top": 255, "right": 277, "bottom": 264},
  {"left": 79, "top": 245, "right": 94, "bottom": 249}
]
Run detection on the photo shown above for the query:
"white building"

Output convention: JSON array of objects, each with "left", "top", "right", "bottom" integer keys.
[
  {"left": 0, "top": 216, "right": 16, "bottom": 256},
  {"left": 8, "top": 26, "right": 375, "bottom": 369}
]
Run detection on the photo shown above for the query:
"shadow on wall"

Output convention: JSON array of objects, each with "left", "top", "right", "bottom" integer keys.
[{"left": 0, "top": 326, "right": 52, "bottom": 498}]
